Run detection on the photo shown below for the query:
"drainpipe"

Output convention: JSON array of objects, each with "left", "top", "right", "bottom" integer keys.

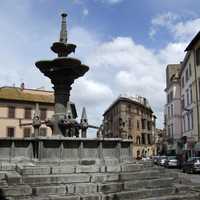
[{"left": 193, "top": 49, "right": 200, "bottom": 142}]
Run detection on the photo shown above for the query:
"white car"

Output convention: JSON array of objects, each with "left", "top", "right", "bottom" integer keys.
[{"left": 159, "top": 156, "right": 167, "bottom": 166}]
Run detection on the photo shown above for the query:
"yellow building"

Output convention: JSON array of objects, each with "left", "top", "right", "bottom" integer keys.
[
  {"left": 103, "top": 95, "right": 156, "bottom": 159},
  {"left": 0, "top": 85, "right": 54, "bottom": 138}
]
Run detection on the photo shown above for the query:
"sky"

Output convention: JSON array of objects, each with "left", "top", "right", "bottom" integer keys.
[{"left": 1, "top": 0, "right": 200, "bottom": 134}]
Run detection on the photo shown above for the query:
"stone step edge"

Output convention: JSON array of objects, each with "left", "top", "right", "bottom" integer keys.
[{"left": 138, "top": 192, "right": 200, "bottom": 200}]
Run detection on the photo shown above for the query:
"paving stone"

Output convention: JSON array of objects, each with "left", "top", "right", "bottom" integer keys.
[
  {"left": 66, "top": 184, "right": 75, "bottom": 193},
  {"left": 0, "top": 171, "right": 6, "bottom": 179},
  {"left": 1, "top": 184, "right": 32, "bottom": 197},
  {"left": 120, "top": 170, "right": 161, "bottom": 181},
  {"left": 52, "top": 166, "right": 75, "bottom": 174},
  {"left": 5, "top": 172, "right": 22, "bottom": 185},
  {"left": 104, "top": 159, "right": 119, "bottom": 166},
  {"left": 75, "top": 183, "right": 97, "bottom": 194},
  {"left": 121, "top": 164, "right": 143, "bottom": 172},
  {"left": 0, "top": 163, "right": 16, "bottom": 171},
  {"left": 80, "top": 193, "right": 101, "bottom": 200},
  {"left": 139, "top": 193, "right": 200, "bottom": 200},
  {"left": 91, "top": 173, "right": 119, "bottom": 183},
  {"left": 48, "top": 195, "right": 80, "bottom": 200},
  {"left": 17, "top": 165, "right": 51, "bottom": 175},
  {"left": 106, "top": 165, "right": 121, "bottom": 173},
  {"left": 23, "top": 174, "right": 90, "bottom": 185},
  {"left": 124, "top": 177, "right": 175, "bottom": 191},
  {"left": 98, "top": 182, "right": 123, "bottom": 194},
  {"left": 32, "top": 185, "right": 66, "bottom": 195},
  {"left": 101, "top": 187, "right": 174, "bottom": 200},
  {"left": 76, "top": 165, "right": 100, "bottom": 173}
]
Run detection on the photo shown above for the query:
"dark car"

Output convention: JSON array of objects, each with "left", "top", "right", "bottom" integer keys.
[
  {"left": 182, "top": 157, "right": 200, "bottom": 173},
  {"left": 164, "top": 156, "right": 178, "bottom": 168},
  {"left": 152, "top": 156, "right": 160, "bottom": 165}
]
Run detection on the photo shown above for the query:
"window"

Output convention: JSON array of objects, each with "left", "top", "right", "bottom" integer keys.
[
  {"left": 137, "top": 120, "right": 140, "bottom": 129},
  {"left": 186, "top": 89, "right": 190, "bottom": 106},
  {"left": 24, "top": 108, "right": 32, "bottom": 119},
  {"left": 191, "top": 110, "right": 194, "bottom": 130},
  {"left": 198, "top": 79, "right": 200, "bottom": 100},
  {"left": 40, "top": 108, "right": 47, "bottom": 120},
  {"left": 147, "top": 121, "right": 152, "bottom": 131},
  {"left": 23, "top": 128, "right": 31, "bottom": 137},
  {"left": 169, "top": 91, "right": 173, "bottom": 102},
  {"left": 171, "top": 124, "right": 174, "bottom": 137},
  {"left": 181, "top": 95, "right": 185, "bottom": 109},
  {"left": 168, "top": 106, "right": 170, "bottom": 118},
  {"left": 189, "top": 84, "right": 193, "bottom": 103},
  {"left": 196, "top": 47, "right": 200, "bottom": 66},
  {"left": 171, "top": 104, "right": 173, "bottom": 117},
  {"left": 40, "top": 127, "right": 47, "bottom": 137},
  {"left": 147, "top": 134, "right": 151, "bottom": 145},
  {"left": 141, "top": 119, "right": 146, "bottom": 129},
  {"left": 128, "top": 118, "right": 132, "bottom": 129},
  {"left": 168, "top": 125, "right": 171, "bottom": 137},
  {"left": 181, "top": 76, "right": 184, "bottom": 88},
  {"left": 141, "top": 133, "right": 145, "bottom": 144},
  {"left": 189, "top": 64, "right": 192, "bottom": 76},
  {"left": 167, "top": 94, "right": 170, "bottom": 103},
  {"left": 136, "top": 136, "right": 141, "bottom": 145},
  {"left": 8, "top": 106, "right": 15, "bottom": 118},
  {"left": 183, "top": 115, "right": 186, "bottom": 132},
  {"left": 7, "top": 127, "right": 15, "bottom": 137},
  {"left": 186, "top": 69, "right": 189, "bottom": 82}
]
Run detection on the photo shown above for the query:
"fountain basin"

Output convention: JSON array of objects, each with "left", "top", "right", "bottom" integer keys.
[{"left": 35, "top": 57, "right": 89, "bottom": 79}]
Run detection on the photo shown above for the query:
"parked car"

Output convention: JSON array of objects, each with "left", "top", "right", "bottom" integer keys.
[
  {"left": 142, "top": 156, "right": 151, "bottom": 161},
  {"left": 182, "top": 157, "right": 200, "bottom": 173},
  {"left": 164, "top": 156, "right": 178, "bottom": 168},
  {"left": 152, "top": 156, "right": 160, "bottom": 165},
  {"left": 159, "top": 156, "right": 167, "bottom": 166}
]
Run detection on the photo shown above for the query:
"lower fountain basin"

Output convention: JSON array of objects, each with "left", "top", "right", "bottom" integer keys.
[{"left": 35, "top": 57, "right": 89, "bottom": 79}]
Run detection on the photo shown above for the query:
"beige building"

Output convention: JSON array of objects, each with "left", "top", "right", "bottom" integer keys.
[
  {"left": 0, "top": 85, "right": 54, "bottom": 138},
  {"left": 164, "top": 64, "right": 182, "bottom": 154},
  {"left": 164, "top": 31, "right": 200, "bottom": 157},
  {"left": 103, "top": 95, "right": 156, "bottom": 158},
  {"left": 182, "top": 31, "right": 200, "bottom": 155}
]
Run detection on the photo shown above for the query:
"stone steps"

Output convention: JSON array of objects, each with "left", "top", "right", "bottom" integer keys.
[
  {"left": 101, "top": 187, "right": 176, "bottom": 200},
  {"left": 124, "top": 177, "right": 175, "bottom": 191},
  {"left": 139, "top": 193, "right": 200, "bottom": 200},
  {"left": 1, "top": 161, "right": 200, "bottom": 200}
]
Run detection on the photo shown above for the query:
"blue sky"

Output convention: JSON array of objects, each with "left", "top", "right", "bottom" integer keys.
[{"left": 1, "top": 0, "right": 200, "bottom": 133}]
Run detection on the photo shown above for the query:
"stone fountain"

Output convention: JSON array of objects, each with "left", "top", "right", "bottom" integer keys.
[
  {"left": 0, "top": 13, "right": 133, "bottom": 164},
  {"left": 35, "top": 13, "right": 89, "bottom": 137}
]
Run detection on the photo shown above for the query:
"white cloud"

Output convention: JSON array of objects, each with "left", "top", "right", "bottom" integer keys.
[
  {"left": 83, "top": 8, "right": 89, "bottom": 16},
  {"left": 0, "top": 3, "right": 189, "bottom": 130},
  {"left": 172, "top": 18, "right": 200, "bottom": 41},
  {"left": 85, "top": 36, "right": 186, "bottom": 128},
  {"left": 150, "top": 12, "right": 200, "bottom": 42},
  {"left": 103, "top": 0, "right": 124, "bottom": 4},
  {"left": 151, "top": 12, "right": 178, "bottom": 27}
]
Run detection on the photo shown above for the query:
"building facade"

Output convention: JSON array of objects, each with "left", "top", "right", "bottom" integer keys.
[
  {"left": 164, "top": 31, "right": 200, "bottom": 157},
  {"left": 0, "top": 86, "right": 54, "bottom": 138},
  {"left": 103, "top": 95, "right": 156, "bottom": 158},
  {"left": 164, "top": 64, "right": 182, "bottom": 154}
]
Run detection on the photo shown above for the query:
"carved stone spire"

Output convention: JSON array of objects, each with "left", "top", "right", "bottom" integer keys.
[
  {"left": 81, "top": 107, "right": 88, "bottom": 122},
  {"left": 60, "top": 13, "right": 68, "bottom": 44}
]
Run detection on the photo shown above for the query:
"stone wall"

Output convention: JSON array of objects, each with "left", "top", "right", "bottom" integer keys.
[{"left": 0, "top": 137, "right": 133, "bottom": 163}]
